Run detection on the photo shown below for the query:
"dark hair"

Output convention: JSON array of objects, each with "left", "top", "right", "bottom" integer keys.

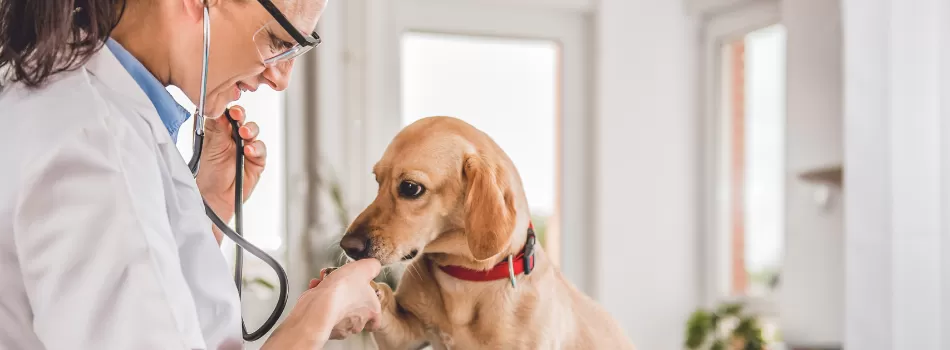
[{"left": 0, "top": 0, "right": 128, "bottom": 89}]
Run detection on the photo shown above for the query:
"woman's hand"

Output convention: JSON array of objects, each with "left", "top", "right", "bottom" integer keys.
[
  {"left": 309, "top": 265, "right": 385, "bottom": 339},
  {"left": 261, "top": 259, "right": 383, "bottom": 349},
  {"left": 194, "top": 106, "right": 266, "bottom": 243}
]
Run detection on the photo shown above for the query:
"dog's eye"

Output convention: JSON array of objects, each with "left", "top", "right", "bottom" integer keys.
[{"left": 398, "top": 181, "right": 425, "bottom": 199}]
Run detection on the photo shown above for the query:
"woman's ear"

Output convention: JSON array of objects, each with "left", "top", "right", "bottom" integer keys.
[
  {"left": 462, "top": 153, "right": 516, "bottom": 261},
  {"left": 180, "top": 0, "right": 206, "bottom": 22},
  {"left": 181, "top": 0, "right": 223, "bottom": 21}
]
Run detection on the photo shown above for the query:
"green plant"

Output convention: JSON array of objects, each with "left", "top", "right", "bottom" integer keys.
[{"left": 685, "top": 302, "right": 767, "bottom": 350}]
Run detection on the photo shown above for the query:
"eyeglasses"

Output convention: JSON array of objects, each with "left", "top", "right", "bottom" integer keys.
[{"left": 253, "top": 0, "right": 322, "bottom": 65}]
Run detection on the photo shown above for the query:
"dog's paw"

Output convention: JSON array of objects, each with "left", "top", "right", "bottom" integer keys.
[{"left": 372, "top": 281, "right": 395, "bottom": 307}]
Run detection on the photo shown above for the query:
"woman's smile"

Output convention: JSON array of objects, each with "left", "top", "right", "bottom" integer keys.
[{"left": 233, "top": 81, "right": 258, "bottom": 101}]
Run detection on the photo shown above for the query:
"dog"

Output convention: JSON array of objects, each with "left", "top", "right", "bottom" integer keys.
[{"left": 339, "top": 116, "right": 634, "bottom": 349}]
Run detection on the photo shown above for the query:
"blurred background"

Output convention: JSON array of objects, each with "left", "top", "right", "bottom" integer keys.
[{"left": 167, "top": 0, "right": 949, "bottom": 349}]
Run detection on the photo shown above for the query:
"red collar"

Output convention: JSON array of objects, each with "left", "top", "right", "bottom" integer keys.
[{"left": 438, "top": 223, "right": 538, "bottom": 283}]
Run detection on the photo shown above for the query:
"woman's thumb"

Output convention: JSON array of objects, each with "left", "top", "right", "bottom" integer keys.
[{"left": 347, "top": 259, "right": 382, "bottom": 281}]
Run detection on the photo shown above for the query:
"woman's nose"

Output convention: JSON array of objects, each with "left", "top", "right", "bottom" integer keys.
[{"left": 262, "top": 60, "right": 294, "bottom": 91}]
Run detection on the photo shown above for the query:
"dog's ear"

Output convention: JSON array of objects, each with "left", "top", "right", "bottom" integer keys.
[{"left": 462, "top": 153, "right": 517, "bottom": 261}]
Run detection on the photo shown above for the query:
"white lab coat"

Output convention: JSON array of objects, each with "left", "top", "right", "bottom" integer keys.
[{"left": 0, "top": 46, "right": 242, "bottom": 349}]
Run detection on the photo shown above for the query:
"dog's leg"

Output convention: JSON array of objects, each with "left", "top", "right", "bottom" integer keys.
[{"left": 372, "top": 282, "right": 430, "bottom": 350}]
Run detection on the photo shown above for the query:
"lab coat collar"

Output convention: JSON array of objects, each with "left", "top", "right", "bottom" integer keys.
[
  {"left": 105, "top": 39, "right": 191, "bottom": 143},
  {"left": 84, "top": 42, "right": 173, "bottom": 145}
]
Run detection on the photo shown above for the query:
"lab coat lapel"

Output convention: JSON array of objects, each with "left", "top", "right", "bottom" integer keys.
[{"left": 84, "top": 45, "right": 172, "bottom": 145}]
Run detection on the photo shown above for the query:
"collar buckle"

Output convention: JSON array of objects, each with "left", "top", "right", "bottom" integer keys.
[{"left": 523, "top": 226, "right": 537, "bottom": 276}]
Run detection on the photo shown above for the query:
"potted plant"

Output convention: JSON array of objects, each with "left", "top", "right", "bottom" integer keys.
[{"left": 685, "top": 302, "right": 768, "bottom": 350}]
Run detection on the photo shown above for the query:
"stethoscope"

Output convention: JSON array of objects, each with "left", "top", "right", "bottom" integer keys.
[{"left": 187, "top": 4, "right": 289, "bottom": 342}]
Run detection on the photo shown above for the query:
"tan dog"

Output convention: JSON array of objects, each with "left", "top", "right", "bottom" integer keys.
[{"left": 340, "top": 117, "right": 634, "bottom": 349}]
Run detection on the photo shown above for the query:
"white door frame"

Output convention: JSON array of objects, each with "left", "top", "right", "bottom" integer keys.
[{"left": 341, "top": 0, "right": 597, "bottom": 295}]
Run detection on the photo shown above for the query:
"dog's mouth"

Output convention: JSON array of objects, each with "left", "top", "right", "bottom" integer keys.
[{"left": 401, "top": 249, "right": 420, "bottom": 261}]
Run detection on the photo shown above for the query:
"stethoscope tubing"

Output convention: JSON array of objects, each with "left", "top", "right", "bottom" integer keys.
[{"left": 189, "top": 4, "right": 290, "bottom": 342}]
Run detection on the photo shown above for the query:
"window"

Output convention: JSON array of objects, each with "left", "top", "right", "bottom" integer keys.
[
  {"left": 400, "top": 32, "right": 561, "bottom": 259},
  {"left": 717, "top": 24, "right": 787, "bottom": 298}
]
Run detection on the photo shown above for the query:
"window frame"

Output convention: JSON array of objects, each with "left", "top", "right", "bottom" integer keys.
[{"left": 698, "top": 0, "right": 783, "bottom": 316}]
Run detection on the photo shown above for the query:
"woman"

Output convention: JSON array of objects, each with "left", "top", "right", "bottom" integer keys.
[{"left": 0, "top": 0, "right": 380, "bottom": 349}]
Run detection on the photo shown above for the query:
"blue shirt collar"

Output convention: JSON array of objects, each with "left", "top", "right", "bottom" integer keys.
[{"left": 105, "top": 38, "right": 191, "bottom": 142}]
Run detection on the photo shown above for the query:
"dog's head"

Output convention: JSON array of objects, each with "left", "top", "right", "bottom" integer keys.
[{"left": 340, "top": 117, "right": 525, "bottom": 266}]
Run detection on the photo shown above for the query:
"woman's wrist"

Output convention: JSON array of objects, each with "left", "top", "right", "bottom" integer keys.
[
  {"left": 202, "top": 195, "right": 232, "bottom": 245},
  {"left": 261, "top": 313, "right": 331, "bottom": 349},
  {"left": 263, "top": 289, "right": 339, "bottom": 349},
  {"left": 263, "top": 314, "right": 331, "bottom": 349},
  {"left": 204, "top": 194, "right": 234, "bottom": 223}
]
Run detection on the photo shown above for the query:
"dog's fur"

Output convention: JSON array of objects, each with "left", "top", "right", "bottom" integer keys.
[{"left": 342, "top": 117, "right": 634, "bottom": 349}]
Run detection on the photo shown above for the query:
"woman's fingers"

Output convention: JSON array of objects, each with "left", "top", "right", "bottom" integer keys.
[
  {"left": 239, "top": 121, "right": 259, "bottom": 140},
  {"left": 227, "top": 105, "right": 246, "bottom": 123},
  {"left": 365, "top": 314, "right": 382, "bottom": 332},
  {"left": 244, "top": 140, "right": 267, "bottom": 160},
  {"left": 335, "top": 259, "right": 382, "bottom": 282}
]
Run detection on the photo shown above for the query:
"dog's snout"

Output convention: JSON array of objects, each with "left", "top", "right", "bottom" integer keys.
[{"left": 341, "top": 233, "right": 372, "bottom": 260}]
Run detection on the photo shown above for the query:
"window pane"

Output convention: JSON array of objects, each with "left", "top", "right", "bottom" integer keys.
[
  {"left": 400, "top": 32, "right": 560, "bottom": 256},
  {"left": 719, "top": 24, "right": 786, "bottom": 297},
  {"left": 169, "top": 87, "right": 286, "bottom": 260}
]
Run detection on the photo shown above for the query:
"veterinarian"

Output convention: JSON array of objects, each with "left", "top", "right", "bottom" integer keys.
[{"left": 0, "top": 0, "right": 382, "bottom": 349}]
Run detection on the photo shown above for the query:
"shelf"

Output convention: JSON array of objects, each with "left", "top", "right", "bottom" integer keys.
[{"left": 797, "top": 164, "right": 843, "bottom": 187}]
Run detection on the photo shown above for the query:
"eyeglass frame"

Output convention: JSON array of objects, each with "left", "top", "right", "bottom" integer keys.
[{"left": 256, "top": 0, "right": 322, "bottom": 62}]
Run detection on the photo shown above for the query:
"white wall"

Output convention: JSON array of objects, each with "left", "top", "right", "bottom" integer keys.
[
  {"left": 778, "top": 0, "right": 844, "bottom": 346},
  {"left": 843, "top": 0, "right": 950, "bottom": 348},
  {"left": 595, "top": 1, "right": 700, "bottom": 348}
]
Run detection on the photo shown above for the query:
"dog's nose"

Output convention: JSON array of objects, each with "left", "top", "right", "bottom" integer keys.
[{"left": 340, "top": 234, "right": 372, "bottom": 260}]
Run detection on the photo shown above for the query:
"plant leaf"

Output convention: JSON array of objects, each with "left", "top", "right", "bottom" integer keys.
[
  {"left": 717, "top": 302, "right": 743, "bottom": 316},
  {"left": 710, "top": 340, "right": 725, "bottom": 350},
  {"left": 744, "top": 338, "right": 763, "bottom": 350},
  {"left": 685, "top": 310, "right": 711, "bottom": 349},
  {"left": 734, "top": 316, "right": 764, "bottom": 338}
]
